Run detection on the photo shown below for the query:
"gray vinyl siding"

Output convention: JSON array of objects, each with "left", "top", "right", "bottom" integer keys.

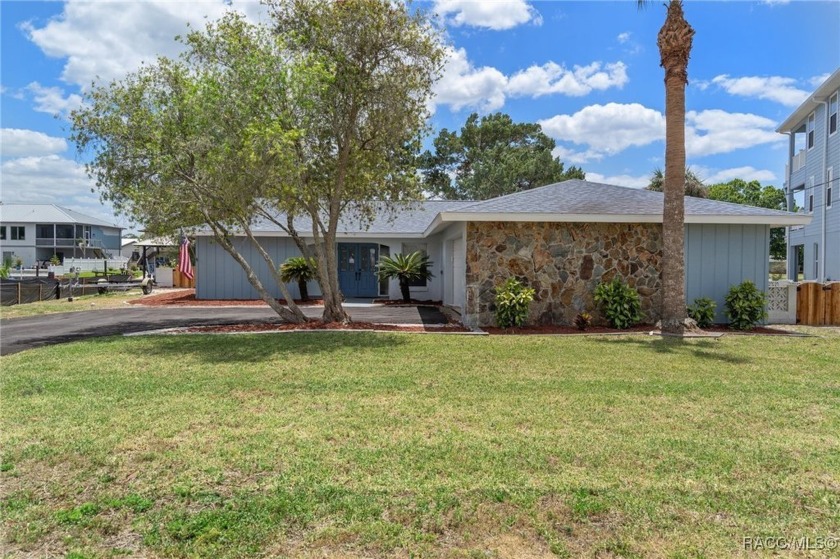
[
  {"left": 787, "top": 85, "right": 840, "bottom": 280},
  {"left": 196, "top": 236, "right": 317, "bottom": 300},
  {"left": 685, "top": 224, "right": 770, "bottom": 323}
]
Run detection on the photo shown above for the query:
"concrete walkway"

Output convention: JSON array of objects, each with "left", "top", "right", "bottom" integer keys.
[{"left": 0, "top": 305, "right": 448, "bottom": 355}]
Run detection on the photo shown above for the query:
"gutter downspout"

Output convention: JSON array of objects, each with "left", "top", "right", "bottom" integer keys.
[
  {"left": 820, "top": 98, "right": 829, "bottom": 282},
  {"left": 783, "top": 131, "right": 793, "bottom": 279}
]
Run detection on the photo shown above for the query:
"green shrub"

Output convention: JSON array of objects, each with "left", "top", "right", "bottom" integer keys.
[
  {"left": 376, "top": 252, "right": 434, "bottom": 303},
  {"left": 687, "top": 297, "right": 716, "bottom": 328},
  {"left": 593, "top": 277, "right": 642, "bottom": 329},
  {"left": 725, "top": 281, "right": 767, "bottom": 330},
  {"left": 280, "top": 256, "right": 318, "bottom": 301},
  {"left": 574, "top": 312, "right": 592, "bottom": 331},
  {"left": 494, "top": 278, "right": 535, "bottom": 328}
]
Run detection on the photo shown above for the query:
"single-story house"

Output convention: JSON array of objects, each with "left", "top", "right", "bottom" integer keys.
[{"left": 195, "top": 180, "right": 811, "bottom": 326}]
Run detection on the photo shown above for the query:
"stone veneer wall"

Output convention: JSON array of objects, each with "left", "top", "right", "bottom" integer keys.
[{"left": 464, "top": 221, "right": 663, "bottom": 327}]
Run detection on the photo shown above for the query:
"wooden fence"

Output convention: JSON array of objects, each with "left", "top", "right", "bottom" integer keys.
[
  {"left": 172, "top": 270, "right": 196, "bottom": 289},
  {"left": 796, "top": 282, "right": 840, "bottom": 326}
]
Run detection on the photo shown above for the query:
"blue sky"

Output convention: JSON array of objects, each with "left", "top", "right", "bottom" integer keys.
[{"left": 1, "top": 0, "right": 839, "bottom": 230}]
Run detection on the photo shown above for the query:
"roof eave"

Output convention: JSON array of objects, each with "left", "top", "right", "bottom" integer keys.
[{"left": 776, "top": 68, "right": 840, "bottom": 133}]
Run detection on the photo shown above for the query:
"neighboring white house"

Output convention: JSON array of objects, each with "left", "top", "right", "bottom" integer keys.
[
  {"left": 0, "top": 204, "right": 122, "bottom": 267},
  {"left": 195, "top": 180, "right": 810, "bottom": 326},
  {"left": 777, "top": 68, "right": 840, "bottom": 281}
]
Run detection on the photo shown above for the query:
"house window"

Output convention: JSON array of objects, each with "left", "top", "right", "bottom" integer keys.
[
  {"left": 0, "top": 226, "right": 5, "bottom": 240},
  {"left": 10, "top": 226, "right": 25, "bottom": 240},
  {"left": 403, "top": 243, "right": 428, "bottom": 288},
  {"left": 809, "top": 193, "right": 814, "bottom": 213},
  {"left": 830, "top": 92, "right": 838, "bottom": 136},
  {"left": 807, "top": 112, "right": 816, "bottom": 149},
  {"left": 828, "top": 168, "right": 834, "bottom": 209}
]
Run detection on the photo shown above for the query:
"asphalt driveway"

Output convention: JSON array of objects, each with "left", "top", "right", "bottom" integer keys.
[{"left": 0, "top": 305, "right": 448, "bottom": 355}]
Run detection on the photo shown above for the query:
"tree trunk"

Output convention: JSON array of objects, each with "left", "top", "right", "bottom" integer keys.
[
  {"left": 298, "top": 279, "right": 309, "bottom": 301},
  {"left": 211, "top": 231, "right": 307, "bottom": 323},
  {"left": 241, "top": 224, "right": 308, "bottom": 322},
  {"left": 657, "top": 0, "right": 694, "bottom": 335},
  {"left": 399, "top": 278, "right": 411, "bottom": 303}
]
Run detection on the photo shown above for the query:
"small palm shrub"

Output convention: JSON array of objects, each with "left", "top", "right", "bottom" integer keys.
[
  {"left": 687, "top": 297, "right": 716, "bottom": 328},
  {"left": 725, "top": 281, "right": 767, "bottom": 330},
  {"left": 495, "top": 278, "right": 535, "bottom": 328},
  {"left": 593, "top": 277, "right": 642, "bottom": 329},
  {"left": 280, "top": 256, "right": 317, "bottom": 301},
  {"left": 376, "top": 251, "right": 434, "bottom": 303},
  {"left": 574, "top": 312, "right": 592, "bottom": 331}
]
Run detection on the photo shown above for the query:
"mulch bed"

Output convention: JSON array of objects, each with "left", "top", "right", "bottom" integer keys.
[
  {"left": 484, "top": 324, "right": 799, "bottom": 336},
  {"left": 484, "top": 324, "right": 655, "bottom": 335},
  {"left": 184, "top": 321, "right": 471, "bottom": 334},
  {"left": 131, "top": 289, "right": 324, "bottom": 307}
]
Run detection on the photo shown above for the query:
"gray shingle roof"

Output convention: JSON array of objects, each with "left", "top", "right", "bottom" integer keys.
[
  {"left": 0, "top": 204, "right": 121, "bottom": 228},
  {"left": 453, "top": 179, "right": 797, "bottom": 219},
  {"left": 251, "top": 200, "right": 476, "bottom": 235},
  {"left": 198, "top": 180, "right": 809, "bottom": 237}
]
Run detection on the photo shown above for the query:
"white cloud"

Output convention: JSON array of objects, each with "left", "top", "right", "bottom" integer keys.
[
  {"left": 810, "top": 73, "right": 831, "bottom": 87},
  {"left": 539, "top": 103, "right": 665, "bottom": 160},
  {"left": 1, "top": 128, "right": 67, "bottom": 157},
  {"left": 710, "top": 74, "right": 809, "bottom": 107},
  {"left": 22, "top": 0, "right": 268, "bottom": 89},
  {"left": 434, "top": 0, "right": 541, "bottom": 30},
  {"left": 762, "top": 0, "right": 791, "bottom": 5},
  {"left": 1, "top": 154, "right": 93, "bottom": 204},
  {"left": 432, "top": 47, "right": 509, "bottom": 112},
  {"left": 617, "top": 32, "right": 631, "bottom": 44},
  {"left": 692, "top": 165, "right": 777, "bottom": 185},
  {"left": 585, "top": 171, "right": 649, "bottom": 189},
  {"left": 25, "top": 82, "right": 83, "bottom": 115},
  {"left": 539, "top": 103, "right": 783, "bottom": 162},
  {"left": 685, "top": 109, "right": 782, "bottom": 157},
  {"left": 507, "top": 61, "right": 628, "bottom": 98}
]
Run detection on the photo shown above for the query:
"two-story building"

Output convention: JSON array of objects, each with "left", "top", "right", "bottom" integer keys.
[
  {"left": 0, "top": 204, "right": 122, "bottom": 267},
  {"left": 778, "top": 68, "right": 840, "bottom": 281}
]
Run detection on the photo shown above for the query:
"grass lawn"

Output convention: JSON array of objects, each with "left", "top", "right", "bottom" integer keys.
[
  {"left": 1, "top": 333, "right": 838, "bottom": 558},
  {"left": 0, "top": 291, "right": 146, "bottom": 320}
]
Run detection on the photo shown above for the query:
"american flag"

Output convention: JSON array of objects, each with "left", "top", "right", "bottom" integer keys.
[{"left": 178, "top": 236, "right": 194, "bottom": 280}]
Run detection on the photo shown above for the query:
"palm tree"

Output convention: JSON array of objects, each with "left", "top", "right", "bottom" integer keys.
[
  {"left": 646, "top": 167, "right": 707, "bottom": 198},
  {"left": 280, "top": 256, "right": 317, "bottom": 301},
  {"left": 376, "top": 251, "right": 434, "bottom": 303},
  {"left": 640, "top": 0, "right": 695, "bottom": 334}
]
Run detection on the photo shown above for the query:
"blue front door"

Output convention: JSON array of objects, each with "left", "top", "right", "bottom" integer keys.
[{"left": 338, "top": 243, "right": 379, "bottom": 298}]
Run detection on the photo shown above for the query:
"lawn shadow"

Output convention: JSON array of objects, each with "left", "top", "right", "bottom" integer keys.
[
  {"left": 90, "top": 329, "right": 411, "bottom": 364},
  {"left": 599, "top": 336, "right": 751, "bottom": 365}
]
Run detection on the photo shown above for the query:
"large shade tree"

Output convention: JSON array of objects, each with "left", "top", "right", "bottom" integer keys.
[
  {"left": 72, "top": 1, "right": 444, "bottom": 324},
  {"left": 646, "top": 167, "right": 707, "bottom": 198},
  {"left": 640, "top": 0, "right": 695, "bottom": 334},
  {"left": 420, "top": 112, "right": 585, "bottom": 200},
  {"left": 707, "top": 179, "right": 788, "bottom": 260}
]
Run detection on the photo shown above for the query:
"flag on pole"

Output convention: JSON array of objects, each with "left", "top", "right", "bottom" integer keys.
[{"left": 178, "top": 236, "right": 194, "bottom": 280}]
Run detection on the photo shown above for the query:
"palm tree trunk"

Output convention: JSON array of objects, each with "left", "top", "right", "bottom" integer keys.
[
  {"left": 399, "top": 278, "right": 411, "bottom": 303},
  {"left": 661, "top": 71, "right": 687, "bottom": 334},
  {"left": 657, "top": 0, "right": 694, "bottom": 335}
]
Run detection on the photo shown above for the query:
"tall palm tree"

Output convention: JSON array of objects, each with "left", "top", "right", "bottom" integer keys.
[{"left": 640, "top": 0, "right": 695, "bottom": 334}]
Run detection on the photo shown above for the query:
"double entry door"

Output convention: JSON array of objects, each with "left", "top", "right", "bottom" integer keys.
[{"left": 338, "top": 243, "right": 380, "bottom": 298}]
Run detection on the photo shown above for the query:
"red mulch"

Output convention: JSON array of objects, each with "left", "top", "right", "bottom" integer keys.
[
  {"left": 485, "top": 324, "right": 798, "bottom": 336},
  {"left": 485, "top": 324, "right": 655, "bottom": 335},
  {"left": 131, "top": 289, "right": 324, "bottom": 307},
  {"left": 184, "top": 321, "right": 471, "bottom": 334}
]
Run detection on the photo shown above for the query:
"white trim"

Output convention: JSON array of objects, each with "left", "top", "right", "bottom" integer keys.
[
  {"left": 807, "top": 111, "right": 816, "bottom": 151},
  {"left": 434, "top": 211, "right": 811, "bottom": 227},
  {"left": 829, "top": 91, "right": 838, "bottom": 137}
]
